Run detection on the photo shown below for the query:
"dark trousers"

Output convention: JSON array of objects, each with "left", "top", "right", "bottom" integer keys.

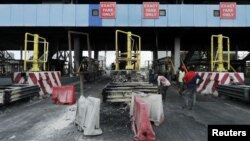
[
  {"left": 182, "top": 87, "right": 196, "bottom": 109},
  {"left": 158, "top": 85, "right": 169, "bottom": 100}
]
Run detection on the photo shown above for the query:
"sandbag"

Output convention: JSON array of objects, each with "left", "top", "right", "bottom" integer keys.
[{"left": 75, "top": 96, "right": 102, "bottom": 135}]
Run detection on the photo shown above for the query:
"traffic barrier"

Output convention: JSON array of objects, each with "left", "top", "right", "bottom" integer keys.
[
  {"left": 52, "top": 85, "right": 76, "bottom": 105},
  {"left": 13, "top": 71, "right": 61, "bottom": 96},
  {"left": 75, "top": 96, "right": 102, "bottom": 136},
  {"left": 132, "top": 96, "right": 156, "bottom": 141},
  {"left": 197, "top": 72, "right": 244, "bottom": 96},
  {"left": 130, "top": 92, "right": 164, "bottom": 126}
]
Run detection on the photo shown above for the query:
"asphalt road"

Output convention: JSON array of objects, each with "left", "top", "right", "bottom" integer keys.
[{"left": 1, "top": 77, "right": 250, "bottom": 141}]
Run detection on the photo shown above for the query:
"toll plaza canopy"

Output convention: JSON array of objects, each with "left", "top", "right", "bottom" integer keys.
[{"left": 0, "top": 2, "right": 250, "bottom": 52}]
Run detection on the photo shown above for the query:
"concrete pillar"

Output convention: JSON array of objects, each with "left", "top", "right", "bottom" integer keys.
[
  {"left": 20, "top": 45, "right": 23, "bottom": 60},
  {"left": 153, "top": 31, "right": 159, "bottom": 60},
  {"left": 56, "top": 41, "right": 59, "bottom": 60},
  {"left": 20, "top": 45, "right": 23, "bottom": 71},
  {"left": 74, "top": 37, "right": 80, "bottom": 72},
  {"left": 153, "top": 50, "right": 158, "bottom": 60},
  {"left": 64, "top": 51, "right": 67, "bottom": 61},
  {"left": 68, "top": 33, "right": 72, "bottom": 76},
  {"left": 174, "top": 37, "right": 181, "bottom": 72},
  {"left": 94, "top": 50, "right": 99, "bottom": 60},
  {"left": 235, "top": 45, "right": 238, "bottom": 60}
]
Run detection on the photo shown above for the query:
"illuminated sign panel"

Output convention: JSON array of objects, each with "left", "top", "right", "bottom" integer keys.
[
  {"left": 143, "top": 2, "right": 159, "bottom": 19},
  {"left": 220, "top": 2, "right": 236, "bottom": 19},
  {"left": 100, "top": 2, "right": 116, "bottom": 18}
]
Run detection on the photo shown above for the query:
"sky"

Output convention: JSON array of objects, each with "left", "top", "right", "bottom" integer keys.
[
  {"left": 7, "top": 50, "right": 249, "bottom": 68},
  {"left": 8, "top": 50, "right": 154, "bottom": 68}
]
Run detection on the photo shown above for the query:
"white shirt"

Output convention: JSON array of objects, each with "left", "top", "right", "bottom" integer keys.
[
  {"left": 178, "top": 70, "right": 185, "bottom": 83},
  {"left": 157, "top": 76, "right": 171, "bottom": 86}
]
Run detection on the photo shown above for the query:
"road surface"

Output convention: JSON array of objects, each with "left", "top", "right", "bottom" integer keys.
[{"left": 1, "top": 77, "right": 250, "bottom": 141}]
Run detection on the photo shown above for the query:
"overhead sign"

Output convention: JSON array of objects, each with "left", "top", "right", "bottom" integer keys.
[
  {"left": 143, "top": 2, "right": 159, "bottom": 19},
  {"left": 220, "top": 2, "right": 236, "bottom": 19},
  {"left": 100, "top": 2, "right": 116, "bottom": 18}
]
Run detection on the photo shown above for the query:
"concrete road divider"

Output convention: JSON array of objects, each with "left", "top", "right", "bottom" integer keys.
[
  {"left": 0, "top": 84, "right": 40, "bottom": 105},
  {"left": 51, "top": 85, "right": 76, "bottom": 105},
  {"left": 130, "top": 92, "right": 164, "bottom": 126},
  {"left": 132, "top": 96, "right": 156, "bottom": 141},
  {"left": 75, "top": 96, "right": 102, "bottom": 136},
  {"left": 14, "top": 71, "right": 61, "bottom": 96}
]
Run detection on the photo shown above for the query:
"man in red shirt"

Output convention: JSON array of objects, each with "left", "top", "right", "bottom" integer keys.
[{"left": 182, "top": 67, "right": 203, "bottom": 110}]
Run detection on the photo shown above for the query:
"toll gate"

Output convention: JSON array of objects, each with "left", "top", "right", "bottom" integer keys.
[{"left": 0, "top": 1, "right": 250, "bottom": 141}]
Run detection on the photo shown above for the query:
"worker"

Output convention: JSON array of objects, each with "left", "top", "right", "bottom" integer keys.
[
  {"left": 182, "top": 67, "right": 203, "bottom": 110},
  {"left": 157, "top": 73, "right": 171, "bottom": 100},
  {"left": 111, "top": 63, "right": 115, "bottom": 70},
  {"left": 149, "top": 69, "right": 154, "bottom": 83},
  {"left": 177, "top": 66, "right": 186, "bottom": 95}
]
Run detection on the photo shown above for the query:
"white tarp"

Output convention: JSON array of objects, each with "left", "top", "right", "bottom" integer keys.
[
  {"left": 0, "top": 93, "right": 3, "bottom": 104},
  {"left": 130, "top": 92, "right": 164, "bottom": 126},
  {"left": 75, "top": 96, "right": 102, "bottom": 135}
]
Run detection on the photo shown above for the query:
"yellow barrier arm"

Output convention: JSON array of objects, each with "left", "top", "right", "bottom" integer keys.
[
  {"left": 24, "top": 32, "right": 48, "bottom": 72},
  {"left": 211, "top": 34, "right": 230, "bottom": 72},
  {"left": 115, "top": 30, "right": 141, "bottom": 70}
]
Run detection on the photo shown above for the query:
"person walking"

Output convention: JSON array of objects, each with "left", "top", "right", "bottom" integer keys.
[
  {"left": 182, "top": 67, "right": 203, "bottom": 110},
  {"left": 157, "top": 73, "right": 171, "bottom": 100}
]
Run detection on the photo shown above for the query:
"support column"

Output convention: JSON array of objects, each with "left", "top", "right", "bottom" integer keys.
[
  {"left": 105, "top": 45, "right": 107, "bottom": 69},
  {"left": 68, "top": 32, "right": 72, "bottom": 76},
  {"left": 153, "top": 50, "right": 158, "bottom": 60},
  {"left": 174, "top": 37, "right": 181, "bottom": 72},
  {"left": 19, "top": 45, "right": 23, "bottom": 72},
  {"left": 20, "top": 45, "right": 23, "bottom": 61},
  {"left": 74, "top": 37, "right": 80, "bottom": 72},
  {"left": 235, "top": 45, "right": 238, "bottom": 60},
  {"left": 56, "top": 41, "right": 59, "bottom": 60},
  {"left": 153, "top": 30, "right": 159, "bottom": 60},
  {"left": 94, "top": 50, "right": 99, "bottom": 60}
]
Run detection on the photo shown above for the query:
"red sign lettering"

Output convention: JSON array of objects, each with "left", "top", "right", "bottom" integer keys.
[
  {"left": 220, "top": 2, "right": 236, "bottom": 19},
  {"left": 100, "top": 2, "right": 116, "bottom": 19},
  {"left": 143, "top": 2, "right": 159, "bottom": 19}
]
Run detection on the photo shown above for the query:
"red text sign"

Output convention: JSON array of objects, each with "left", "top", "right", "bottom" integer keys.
[
  {"left": 220, "top": 2, "right": 236, "bottom": 19},
  {"left": 100, "top": 2, "right": 116, "bottom": 18},
  {"left": 143, "top": 2, "right": 159, "bottom": 19}
]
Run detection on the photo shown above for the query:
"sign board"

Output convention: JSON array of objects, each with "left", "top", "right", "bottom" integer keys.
[
  {"left": 143, "top": 2, "right": 159, "bottom": 19},
  {"left": 100, "top": 2, "right": 116, "bottom": 18},
  {"left": 220, "top": 2, "right": 236, "bottom": 19}
]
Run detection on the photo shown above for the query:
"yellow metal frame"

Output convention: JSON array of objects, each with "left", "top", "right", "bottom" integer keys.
[
  {"left": 115, "top": 30, "right": 141, "bottom": 70},
  {"left": 211, "top": 34, "right": 230, "bottom": 72},
  {"left": 24, "top": 33, "right": 48, "bottom": 71}
]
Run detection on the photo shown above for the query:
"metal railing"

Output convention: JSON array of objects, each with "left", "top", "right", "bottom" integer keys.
[
  {"left": 115, "top": 30, "right": 141, "bottom": 70},
  {"left": 24, "top": 33, "right": 48, "bottom": 71},
  {"left": 211, "top": 34, "right": 230, "bottom": 72}
]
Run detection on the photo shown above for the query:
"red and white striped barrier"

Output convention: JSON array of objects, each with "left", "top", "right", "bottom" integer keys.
[
  {"left": 197, "top": 72, "right": 244, "bottom": 96},
  {"left": 130, "top": 93, "right": 164, "bottom": 126},
  {"left": 132, "top": 96, "right": 156, "bottom": 141},
  {"left": 13, "top": 71, "right": 61, "bottom": 96}
]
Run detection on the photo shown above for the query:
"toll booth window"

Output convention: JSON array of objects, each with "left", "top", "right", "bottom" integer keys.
[
  {"left": 213, "top": 10, "right": 220, "bottom": 17},
  {"left": 92, "top": 9, "right": 99, "bottom": 16},
  {"left": 159, "top": 9, "right": 166, "bottom": 16}
]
